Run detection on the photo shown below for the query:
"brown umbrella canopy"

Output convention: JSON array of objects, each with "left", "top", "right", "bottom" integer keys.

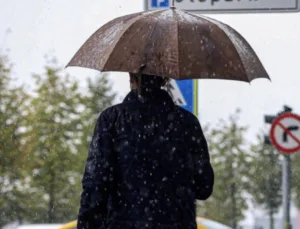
[{"left": 67, "top": 8, "right": 270, "bottom": 82}]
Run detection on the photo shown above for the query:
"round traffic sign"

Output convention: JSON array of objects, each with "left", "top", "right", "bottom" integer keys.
[{"left": 270, "top": 112, "right": 300, "bottom": 154}]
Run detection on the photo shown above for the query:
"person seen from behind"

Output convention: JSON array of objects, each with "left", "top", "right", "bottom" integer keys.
[{"left": 77, "top": 73, "right": 214, "bottom": 229}]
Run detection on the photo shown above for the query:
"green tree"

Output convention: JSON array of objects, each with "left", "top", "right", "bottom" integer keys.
[
  {"left": 292, "top": 152, "right": 300, "bottom": 209},
  {"left": 197, "top": 110, "right": 251, "bottom": 228},
  {"left": 248, "top": 134, "right": 282, "bottom": 229},
  {"left": 23, "top": 60, "right": 84, "bottom": 223},
  {"left": 0, "top": 54, "right": 117, "bottom": 225},
  {"left": 0, "top": 55, "right": 30, "bottom": 226}
]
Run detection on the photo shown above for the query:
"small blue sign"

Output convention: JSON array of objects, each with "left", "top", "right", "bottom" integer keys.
[
  {"left": 176, "top": 80, "right": 195, "bottom": 114},
  {"left": 165, "top": 79, "right": 198, "bottom": 115},
  {"left": 151, "top": 0, "right": 169, "bottom": 8}
]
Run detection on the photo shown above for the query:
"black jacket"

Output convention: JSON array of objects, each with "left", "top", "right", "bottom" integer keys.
[{"left": 77, "top": 88, "right": 214, "bottom": 229}]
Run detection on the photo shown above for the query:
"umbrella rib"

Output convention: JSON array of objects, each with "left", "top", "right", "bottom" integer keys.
[
  {"left": 173, "top": 10, "right": 180, "bottom": 79},
  {"left": 142, "top": 11, "right": 167, "bottom": 72},
  {"left": 185, "top": 12, "right": 249, "bottom": 82}
]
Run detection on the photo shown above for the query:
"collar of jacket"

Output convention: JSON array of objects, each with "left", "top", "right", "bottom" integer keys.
[{"left": 123, "top": 88, "right": 175, "bottom": 107}]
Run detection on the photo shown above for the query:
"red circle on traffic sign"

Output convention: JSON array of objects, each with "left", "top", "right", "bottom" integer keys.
[{"left": 270, "top": 112, "right": 300, "bottom": 154}]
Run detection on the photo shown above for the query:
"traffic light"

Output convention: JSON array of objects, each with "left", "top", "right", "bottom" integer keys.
[
  {"left": 278, "top": 105, "right": 293, "bottom": 116},
  {"left": 264, "top": 115, "right": 276, "bottom": 144},
  {"left": 263, "top": 105, "right": 293, "bottom": 145},
  {"left": 284, "top": 105, "right": 292, "bottom": 113},
  {"left": 264, "top": 115, "right": 276, "bottom": 124}
]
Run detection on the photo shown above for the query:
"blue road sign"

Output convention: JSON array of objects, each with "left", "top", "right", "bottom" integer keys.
[
  {"left": 166, "top": 79, "right": 198, "bottom": 115},
  {"left": 176, "top": 79, "right": 197, "bottom": 114},
  {"left": 151, "top": 0, "right": 169, "bottom": 8}
]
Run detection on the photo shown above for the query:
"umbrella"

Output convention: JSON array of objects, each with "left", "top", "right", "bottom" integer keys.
[{"left": 67, "top": 7, "right": 270, "bottom": 82}]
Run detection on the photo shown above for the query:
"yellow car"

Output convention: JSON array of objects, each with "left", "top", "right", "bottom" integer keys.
[
  {"left": 196, "top": 217, "right": 232, "bottom": 229},
  {"left": 57, "top": 221, "right": 76, "bottom": 229},
  {"left": 58, "top": 217, "right": 232, "bottom": 229}
]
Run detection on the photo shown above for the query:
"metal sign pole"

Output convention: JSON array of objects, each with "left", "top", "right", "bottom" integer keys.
[
  {"left": 265, "top": 106, "right": 298, "bottom": 229},
  {"left": 193, "top": 79, "right": 198, "bottom": 117},
  {"left": 282, "top": 154, "right": 292, "bottom": 229}
]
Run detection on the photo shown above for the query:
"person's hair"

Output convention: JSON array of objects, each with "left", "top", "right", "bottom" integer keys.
[{"left": 131, "top": 73, "right": 170, "bottom": 88}]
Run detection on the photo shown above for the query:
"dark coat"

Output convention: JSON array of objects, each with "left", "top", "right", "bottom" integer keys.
[{"left": 77, "top": 88, "right": 214, "bottom": 229}]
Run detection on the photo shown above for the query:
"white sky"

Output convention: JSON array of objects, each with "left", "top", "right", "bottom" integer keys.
[{"left": 1, "top": 0, "right": 300, "bottom": 225}]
